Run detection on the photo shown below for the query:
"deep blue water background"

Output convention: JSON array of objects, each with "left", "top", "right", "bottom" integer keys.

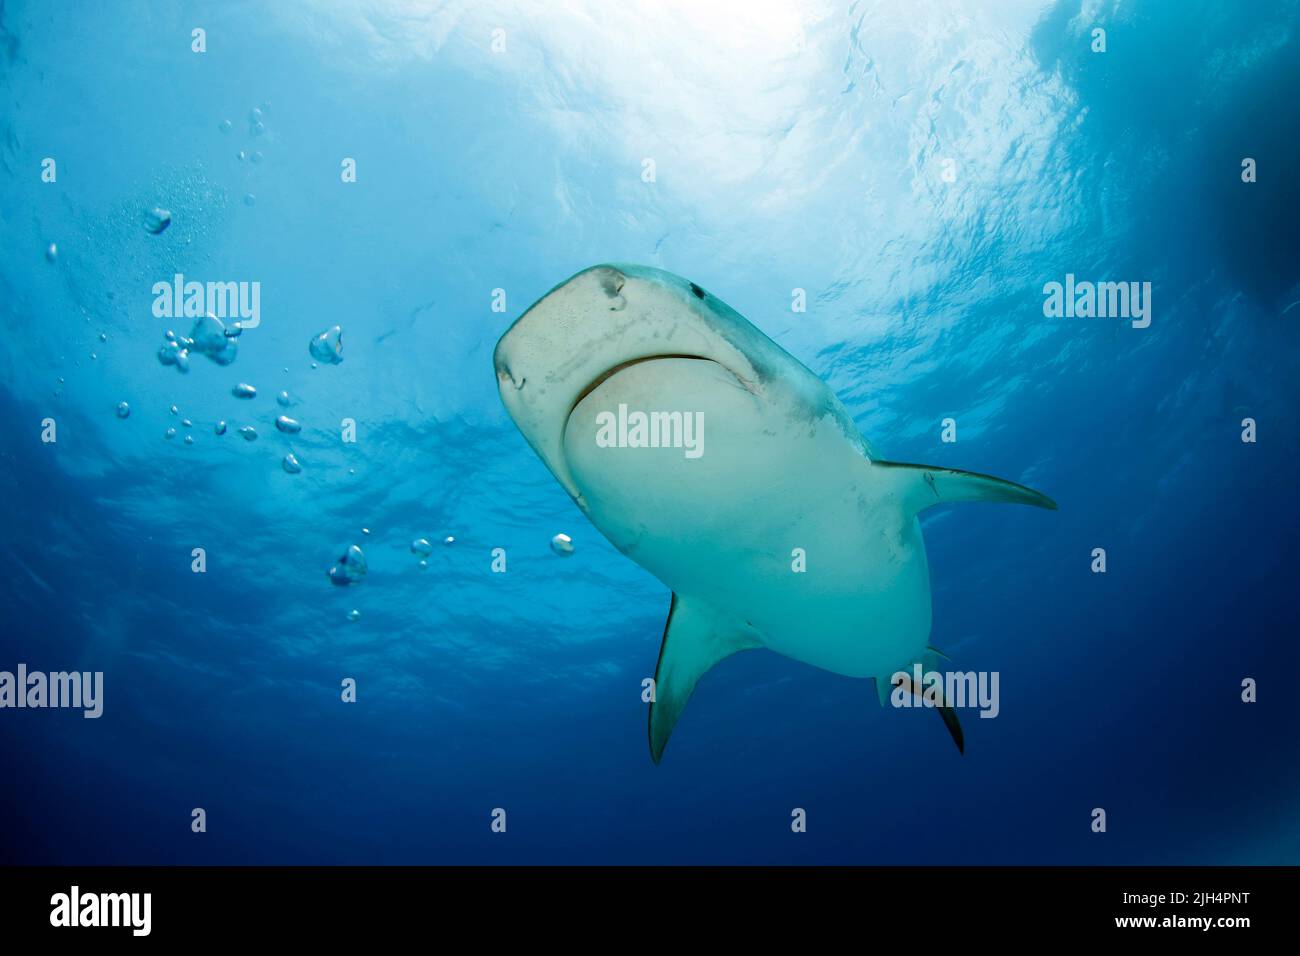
[{"left": 1, "top": 0, "right": 1298, "bottom": 864}]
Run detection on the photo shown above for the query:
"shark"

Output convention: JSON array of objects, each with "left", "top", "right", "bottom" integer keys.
[{"left": 494, "top": 264, "right": 1056, "bottom": 762}]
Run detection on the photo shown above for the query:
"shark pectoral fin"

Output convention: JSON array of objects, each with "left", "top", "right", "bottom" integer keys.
[
  {"left": 649, "top": 594, "right": 758, "bottom": 764},
  {"left": 874, "top": 460, "right": 1057, "bottom": 517}
]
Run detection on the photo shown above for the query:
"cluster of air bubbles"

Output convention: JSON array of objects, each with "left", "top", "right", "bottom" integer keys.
[
  {"left": 309, "top": 326, "right": 344, "bottom": 365},
  {"left": 158, "top": 340, "right": 189, "bottom": 372},
  {"left": 224, "top": 103, "right": 270, "bottom": 143},
  {"left": 550, "top": 533, "right": 575, "bottom": 556},
  {"left": 143, "top": 207, "right": 171, "bottom": 234},
  {"left": 158, "top": 314, "right": 238, "bottom": 373},
  {"left": 328, "top": 545, "right": 367, "bottom": 586}
]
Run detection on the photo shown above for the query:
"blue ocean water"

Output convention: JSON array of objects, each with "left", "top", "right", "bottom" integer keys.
[{"left": 1, "top": 0, "right": 1298, "bottom": 865}]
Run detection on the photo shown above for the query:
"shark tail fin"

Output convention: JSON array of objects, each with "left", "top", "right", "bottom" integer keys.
[
  {"left": 649, "top": 594, "right": 759, "bottom": 764},
  {"left": 874, "top": 459, "right": 1057, "bottom": 518}
]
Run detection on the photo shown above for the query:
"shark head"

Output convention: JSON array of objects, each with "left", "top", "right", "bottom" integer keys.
[{"left": 494, "top": 263, "right": 763, "bottom": 500}]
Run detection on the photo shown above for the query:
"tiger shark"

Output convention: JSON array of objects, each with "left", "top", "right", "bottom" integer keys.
[{"left": 495, "top": 264, "right": 1055, "bottom": 762}]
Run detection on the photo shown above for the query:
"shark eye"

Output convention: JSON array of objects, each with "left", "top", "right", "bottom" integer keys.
[{"left": 690, "top": 283, "right": 706, "bottom": 300}]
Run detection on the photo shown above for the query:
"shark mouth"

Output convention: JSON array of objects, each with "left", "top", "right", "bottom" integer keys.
[
  {"left": 566, "top": 351, "right": 765, "bottom": 426},
  {"left": 566, "top": 354, "right": 718, "bottom": 422}
]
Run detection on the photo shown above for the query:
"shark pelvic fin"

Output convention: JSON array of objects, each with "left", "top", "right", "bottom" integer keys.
[
  {"left": 874, "top": 673, "right": 895, "bottom": 707},
  {"left": 877, "top": 668, "right": 965, "bottom": 755},
  {"left": 649, "top": 594, "right": 759, "bottom": 764},
  {"left": 874, "top": 460, "right": 1057, "bottom": 518},
  {"left": 938, "top": 704, "right": 965, "bottom": 755}
]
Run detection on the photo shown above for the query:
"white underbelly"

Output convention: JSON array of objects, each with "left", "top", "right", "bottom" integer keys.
[{"left": 562, "top": 357, "right": 933, "bottom": 678}]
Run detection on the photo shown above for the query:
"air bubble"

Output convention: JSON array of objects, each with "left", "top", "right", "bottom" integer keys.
[
  {"left": 308, "top": 326, "right": 344, "bottom": 365},
  {"left": 144, "top": 207, "right": 172, "bottom": 234},
  {"left": 328, "top": 545, "right": 367, "bottom": 586}
]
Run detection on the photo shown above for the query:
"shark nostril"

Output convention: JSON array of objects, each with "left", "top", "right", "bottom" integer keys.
[
  {"left": 595, "top": 268, "right": 628, "bottom": 312},
  {"left": 497, "top": 365, "right": 525, "bottom": 390},
  {"left": 596, "top": 268, "right": 625, "bottom": 298}
]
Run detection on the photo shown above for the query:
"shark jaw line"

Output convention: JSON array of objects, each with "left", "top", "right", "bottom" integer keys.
[
  {"left": 565, "top": 353, "right": 718, "bottom": 423},
  {"left": 560, "top": 355, "right": 724, "bottom": 502}
]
